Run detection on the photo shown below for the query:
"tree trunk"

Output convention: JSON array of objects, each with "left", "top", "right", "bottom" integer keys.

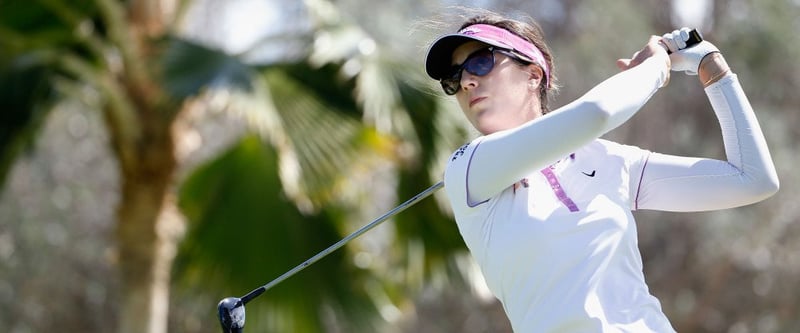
[
  {"left": 110, "top": 1, "right": 183, "bottom": 332},
  {"left": 114, "top": 131, "right": 183, "bottom": 333}
]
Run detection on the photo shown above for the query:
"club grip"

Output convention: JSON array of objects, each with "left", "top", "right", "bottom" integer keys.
[{"left": 666, "top": 28, "right": 704, "bottom": 54}]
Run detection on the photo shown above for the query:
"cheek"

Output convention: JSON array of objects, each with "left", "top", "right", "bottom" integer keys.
[
  {"left": 503, "top": 73, "right": 537, "bottom": 103},
  {"left": 490, "top": 79, "right": 526, "bottom": 108},
  {"left": 455, "top": 96, "right": 477, "bottom": 124}
]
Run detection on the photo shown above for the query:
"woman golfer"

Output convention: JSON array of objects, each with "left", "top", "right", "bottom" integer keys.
[{"left": 426, "top": 12, "right": 779, "bottom": 332}]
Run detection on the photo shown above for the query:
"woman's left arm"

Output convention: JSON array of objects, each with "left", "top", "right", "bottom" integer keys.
[{"left": 634, "top": 55, "right": 779, "bottom": 211}]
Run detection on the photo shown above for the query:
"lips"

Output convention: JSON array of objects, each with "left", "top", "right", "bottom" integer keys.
[{"left": 469, "top": 96, "right": 486, "bottom": 107}]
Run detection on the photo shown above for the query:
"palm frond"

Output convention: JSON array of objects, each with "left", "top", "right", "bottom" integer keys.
[
  {"left": 176, "top": 135, "right": 384, "bottom": 332},
  {"left": 161, "top": 37, "right": 256, "bottom": 99},
  {"left": 262, "top": 66, "right": 396, "bottom": 211}
]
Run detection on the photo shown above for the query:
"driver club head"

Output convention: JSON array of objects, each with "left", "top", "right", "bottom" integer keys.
[{"left": 218, "top": 297, "right": 245, "bottom": 333}]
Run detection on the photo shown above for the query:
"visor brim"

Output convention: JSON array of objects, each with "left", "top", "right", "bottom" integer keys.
[{"left": 424, "top": 34, "right": 515, "bottom": 80}]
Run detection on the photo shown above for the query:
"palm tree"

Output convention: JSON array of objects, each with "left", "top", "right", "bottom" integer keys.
[
  {"left": 1, "top": 0, "right": 472, "bottom": 332},
  {"left": 2, "top": 1, "right": 200, "bottom": 331},
  {"left": 173, "top": 2, "right": 474, "bottom": 332}
]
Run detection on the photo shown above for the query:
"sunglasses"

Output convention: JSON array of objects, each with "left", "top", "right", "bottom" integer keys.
[{"left": 440, "top": 47, "right": 528, "bottom": 95}]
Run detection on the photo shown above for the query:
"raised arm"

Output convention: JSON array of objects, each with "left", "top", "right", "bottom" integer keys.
[
  {"left": 635, "top": 29, "right": 779, "bottom": 211},
  {"left": 461, "top": 37, "right": 670, "bottom": 205}
]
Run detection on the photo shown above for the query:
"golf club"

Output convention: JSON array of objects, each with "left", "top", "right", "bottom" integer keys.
[{"left": 218, "top": 181, "right": 444, "bottom": 333}]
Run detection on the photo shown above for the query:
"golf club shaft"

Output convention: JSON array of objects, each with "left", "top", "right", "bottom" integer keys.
[{"left": 239, "top": 180, "right": 445, "bottom": 304}]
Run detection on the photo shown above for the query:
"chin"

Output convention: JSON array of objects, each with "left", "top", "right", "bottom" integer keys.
[
  {"left": 476, "top": 123, "right": 503, "bottom": 135},
  {"left": 473, "top": 114, "right": 514, "bottom": 135}
]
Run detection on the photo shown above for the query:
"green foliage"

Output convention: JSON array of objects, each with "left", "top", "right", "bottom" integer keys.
[
  {"left": 0, "top": 0, "right": 102, "bottom": 189},
  {"left": 161, "top": 37, "right": 256, "bottom": 99},
  {"left": 268, "top": 62, "right": 360, "bottom": 116},
  {"left": 0, "top": 54, "right": 56, "bottom": 189},
  {"left": 259, "top": 65, "right": 382, "bottom": 206},
  {"left": 0, "top": 0, "right": 99, "bottom": 50},
  {"left": 392, "top": 81, "right": 468, "bottom": 282},
  {"left": 177, "top": 135, "right": 382, "bottom": 332}
]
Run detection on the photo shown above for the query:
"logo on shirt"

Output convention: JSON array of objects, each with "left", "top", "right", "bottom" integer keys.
[
  {"left": 451, "top": 143, "right": 470, "bottom": 161},
  {"left": 582, "top": 170, "right": 596, "bottom": 177}
]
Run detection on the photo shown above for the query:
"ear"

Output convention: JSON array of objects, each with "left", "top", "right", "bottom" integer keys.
[{"left": 527, "top": 65, "right": 544, "bottom": 90}]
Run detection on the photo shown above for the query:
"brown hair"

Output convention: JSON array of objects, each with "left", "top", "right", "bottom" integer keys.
[{"left": 459, "top": 12, "right": 559, "bottom": 114}]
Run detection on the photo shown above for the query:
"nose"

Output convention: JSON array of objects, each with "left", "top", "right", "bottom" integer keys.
[{"left": 459, "top": 70, "right": 479, "bottom": 93}]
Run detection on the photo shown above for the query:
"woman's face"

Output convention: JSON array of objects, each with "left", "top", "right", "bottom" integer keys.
[{"left": 451, "top": 41, "right": 544, "bottom": 135}]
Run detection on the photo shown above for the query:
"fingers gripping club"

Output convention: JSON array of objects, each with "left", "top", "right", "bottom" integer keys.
[
  {"left": 661, "top": 28, "right": 719, "bottom": 75},
  {"left": 662, "top": 28, "right": 704, "bottom": 54}
]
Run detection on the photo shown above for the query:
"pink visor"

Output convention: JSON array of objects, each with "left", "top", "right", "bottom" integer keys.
[{"left": 425, "top": 24, "right": 550, "bottom": 85}]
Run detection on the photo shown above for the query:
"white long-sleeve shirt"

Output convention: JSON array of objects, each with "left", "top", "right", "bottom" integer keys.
[{"left": 443, "top": 56, "right": 779, "bottom": 332}]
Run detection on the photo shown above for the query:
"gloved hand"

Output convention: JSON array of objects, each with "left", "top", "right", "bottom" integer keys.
[{"left": 661, "top": 27, "right": 719, "bottom": 75}]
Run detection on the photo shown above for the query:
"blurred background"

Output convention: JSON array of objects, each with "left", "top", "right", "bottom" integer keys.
[{"left": 1, "top": 0, "right": 798, "bottom": 332}]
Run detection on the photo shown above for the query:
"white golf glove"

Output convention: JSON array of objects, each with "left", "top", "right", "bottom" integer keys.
[{"left": 661, "top": 27, "right": 719, "bottom": 75}]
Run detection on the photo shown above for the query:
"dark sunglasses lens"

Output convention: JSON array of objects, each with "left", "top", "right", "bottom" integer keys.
[
  {"left": 464, "top": 50, "right": 495, "bottom": 76},
  {"left": 439, "top": 48, "right": 495, "bottom": 95},
  {"left": 441, "top": 75, "right": 460, "bottom": 95}
]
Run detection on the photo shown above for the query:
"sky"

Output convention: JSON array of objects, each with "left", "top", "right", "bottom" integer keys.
[
  {"left": 181, "top": 0, "right": 714, "bottom": 64},
  {"left": 672, "top": 0, "right": 711, "bottom": 30}
]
